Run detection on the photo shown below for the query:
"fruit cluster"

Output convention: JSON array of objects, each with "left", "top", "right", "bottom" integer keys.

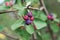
[
  {"left": 5, "top": 1, "right": 13, "bottom": 6},
  {"left": 23, "top": 11, "right": 34, "bottom": 25},
  {"left": 47, "top": 14, "right": 54, "bottom": 21}
]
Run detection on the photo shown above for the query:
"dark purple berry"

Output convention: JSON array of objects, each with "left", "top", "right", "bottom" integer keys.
[
  {"left": 25, "top": 20, "right": 31, "bottom": 25},
  {"left": 27, "top": 12, "right": 32, "bottom": 17}
]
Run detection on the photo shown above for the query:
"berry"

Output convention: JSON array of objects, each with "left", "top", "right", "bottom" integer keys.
[
  {"left": 47, "top": 15, "right": 53, "bottom": 20},
  {"left": 27, "top": 12, "right": 32, "bottom": 17},
  {"left": 9, "top": 1, "right": 13, "bottom": 6},
  {"left": 5, "top": 2, "right": 10, "bottom": 6},
  {"left": 23, "top": 15, "right": 29, "bottom": 20},
  {"left": 25, "top": 20, "right": 31, "bottom": 25},
  {"left": 58, "top": 23, "right": 60, "bottom": 26},
  {"left": 30, "top": 16, "right": 34, "bottom": 21}
]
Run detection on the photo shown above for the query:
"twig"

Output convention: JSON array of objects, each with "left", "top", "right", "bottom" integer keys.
[
  {"left": 0, "top": 10, "right": 18, "bottom": 14},
  {"left": 40, "top": 0, "right": 54, "bottom": 40},
  {"left": 40, "top": 0, "right": 48, "bottom": 16},
  {"left": 28, "top": 6, "right": 44, "bottom": 11},
  {"left": 0, "top": 6, "right": 44, "bottom": 14}
]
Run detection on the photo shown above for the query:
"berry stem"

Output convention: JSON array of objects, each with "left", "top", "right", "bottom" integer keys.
[{"left": 39, "top": 0, "right": 55, "bottom": 40}]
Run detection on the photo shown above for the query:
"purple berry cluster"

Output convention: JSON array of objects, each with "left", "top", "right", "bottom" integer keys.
[{"left": 23, "top": 11, "right": 34, "bottom": 25}]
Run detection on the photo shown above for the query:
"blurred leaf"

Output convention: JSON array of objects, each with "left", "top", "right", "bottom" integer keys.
[
  {"left": 17, "top": 0, "right": 21, "bottom": 4},
  {"left": 42, "top": 33, "right": 52, "bottom": 40},
  {"left": 0, "top": 5, "right": 7, "bottom": 11},
  {"left": 18, "top": 9, "right": 28, "bottom": 16},
  {"left": 58, "top": 36, "right": 60, "bottom": 40},
  {"left": 11, "top": 19, "right": 24, "bottom": 30},
  {"left": 52, "top": 13, "right": 57, "bottom": 18},
  {"left": 54, "top": 19, "right": 60, "bottom": 22},
  {"left": 36, "top": 31, "right": 42, "bottom": 40},
  {"left": 32, "top": 10, "right": 40, "bottom": 18},
  {"left": 34, "top": 19, "right": 47, "bottom": 29},
  {"left": 26, "top": 25, "right": 34, "bottom": 34},
  {"left": 26, "top": 0, "right": 39, "bottom": 3},
  {"left": 5, "top": 0, "right": 10, "bottom": 2},
  {"left": 57, "top": 0, "right": 60, "bottom": 2},
  {"left": 51, "top": 23, "right": 59, "bottom": 33},
  {"left": 26, "top": 0, "right": 33, "bottom": 3},
  {"left": 31, "top": 0, "right": 40, "bottom": 8},
  {"left": 15, "top": 29, "right": 31, "bottom": 40},
  {"left": 40, "top": 13, "right": 47, "bottom": 21},
  {"left": 32, "top": 10, "right": 47, "bottom": 21},
  {"left": 0, "top": 25, "right": 4, "bottom": 32},
  {"left": 37, "top": 31, "right": 41, "bottom": 36},
  {"left": 13, "top": 4, "right": 24, "bottom": 10}
]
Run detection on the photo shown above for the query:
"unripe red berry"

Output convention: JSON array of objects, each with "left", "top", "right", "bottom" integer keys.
[
  {"left": 27, "top": 12, "right": 32, "bottom": 17},
  {"left": 5, "top": 2, "right": 10, "bottom": 6},
  {"left": 30, "top": 16, "right": 34, "bottom": 21},
  {"left": 23, "top": 15, "right": 29, "bottom": 20}
]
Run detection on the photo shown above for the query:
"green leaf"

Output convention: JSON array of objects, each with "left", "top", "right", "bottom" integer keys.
[
  {"left": 36, "top": 31, "right": 42, "bottom": 40},
  {"left": 52, "top": 13, "right": 57, "bottom": 18},
  {"left": 26, "top": 25, "right": 34, "bottom": 34},
  {"left": 42, "top": 33, "right": 52, "bottom": 40},
  {"left": 37, "top": 31, "right": 41, "bottom": 36},
  {"left": 34, "top": 19, "right": 47, "bottom": 29},
  {"left": 18, "top": 9, "right": 28, "bottom": 16},
  {"left": 15, "top": 29, "right": 31, "bottom": 40},
  {"left": 0, "top": 25, "right": 4, "bottom": 32},
  {"left": 0, "top": 5, "right": 7, "bottom": 11},
  {"left": 26, "top": 0, "right": 33, "bottom": 3},
  {"left": 40, "top": 13, "right": 47, "bottom": 21},
  {"left": 51, "top": 23, "right": 59, "bottom": 33},
  {"left": 11, "top": 19, "right": 24, "bottom": 30},
  {"left": 17, "top": 0, "right": 21, "bottom": 4},
  {"left": 26, "top": 0, "right": 39, "bottom": 3},
  {"left": 32, "top": 10, "right": 47, "bottom": 21},
  {"left": 54, "top": 19, "right": 60, "bottom": 22},
  {"left": 57, "top": 0, "right": 60, "bottom": 2},
  {"left": 5, "top": 0, "right": 10, "bottom": 1},
  {"left": 13, "top": 4, "right": 24, "bottom": 10},
  {"left": 58, "top": 36, "right": 60, "bottom": 40},
  {"left": 32, "top": 10, "right": 41, "bottom": 18}
]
